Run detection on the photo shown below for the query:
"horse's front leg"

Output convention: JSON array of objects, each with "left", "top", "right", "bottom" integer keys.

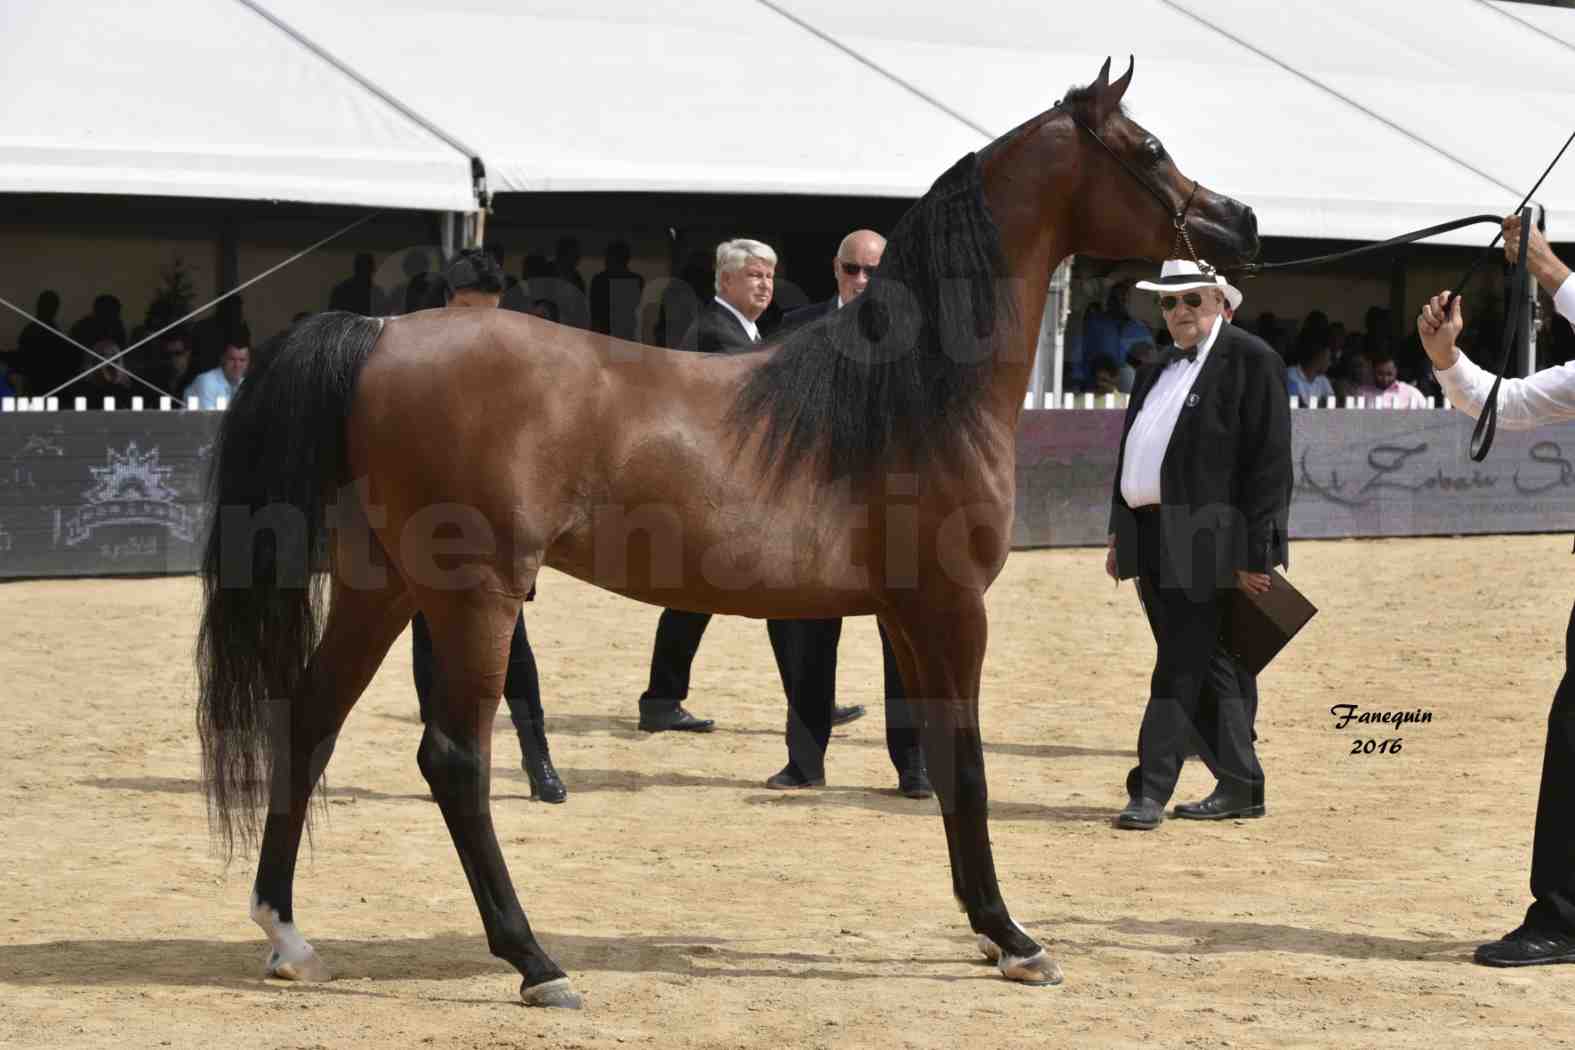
[{"left": 897, "top": 599, "right": 1063, "bottom": 987}]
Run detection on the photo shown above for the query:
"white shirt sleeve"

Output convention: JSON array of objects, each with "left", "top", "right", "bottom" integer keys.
[{"left": 1434, "top": 274, "right": 1575, "bottom": 430}]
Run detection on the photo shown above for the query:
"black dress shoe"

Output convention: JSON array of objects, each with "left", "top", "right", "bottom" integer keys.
[
  {"left": 831, "top": 704, "right": 867, "bottom": 727},
  {"left": 638, "top": 705, "right": 716, "bottom": 733},
  {"left": 765, "top": 765, "right": 825, "bottom": 790},
  {"left": 1173, "top": 787, "right": 1265, "bottom": 820},
  {"left": 517, "top": 721, "right": 567, "bottom": 804},
  {"left": 1474, "top": 926, "right": 1575, "bottom": 967},
  {"left": 1116, "top": 796, "right": 1165, "bottom": 830},
  {"left": 897, "top": 766, "right": 933, "bottom": 799}
]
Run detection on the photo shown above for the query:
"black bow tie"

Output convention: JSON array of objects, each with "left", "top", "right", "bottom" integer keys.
[{"left": 1163, "top": 346, "right": 1197, "bottom": 367}]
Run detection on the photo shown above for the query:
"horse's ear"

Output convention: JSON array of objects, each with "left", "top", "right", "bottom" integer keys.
[
  {"left": 1090, "top": 55, "right": 1133, "bottom": 125},
  {"left": 1092, "top": 56, "right": 1112, "bottom": 94},
  {"left": 1110, "top": 55, "right": 1134, "bottom": 105}
]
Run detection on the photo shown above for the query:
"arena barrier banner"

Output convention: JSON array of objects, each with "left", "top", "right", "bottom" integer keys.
[
  {"left": 1013, "top": 407, "right": 1575, "bottom": 548},
  {"left": 5, "top": 408, "right": 1575, "bottom": 578},
  {"left": 0, "top": 413, "right": 222, "bottom": 578}
]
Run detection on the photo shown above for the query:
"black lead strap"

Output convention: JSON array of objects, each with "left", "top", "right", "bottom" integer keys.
[
  {"left": 1467, "top": 206, "right": 1533, "bottom": 462},
  {"left": 1225, "top": 214, "right": 1502, "bottom": 277}
]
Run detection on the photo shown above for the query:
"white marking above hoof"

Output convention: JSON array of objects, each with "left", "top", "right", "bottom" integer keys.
[
  {"left": 264, "top": 947, "right": 333, "bottom": 983},
  {"left": 251, "top": 894, "right": 330, "bottom": 982},
  {"left": 998, "top": 948, "right": 1063, "bottom": 986},
  {"left": 521, "top": 977, "right": 583, "bottom": 1009}
]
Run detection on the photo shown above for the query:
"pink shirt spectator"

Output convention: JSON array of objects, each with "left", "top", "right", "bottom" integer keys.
[{"left": 1355, "top": 380, "right": 1427, "bottom": 408}]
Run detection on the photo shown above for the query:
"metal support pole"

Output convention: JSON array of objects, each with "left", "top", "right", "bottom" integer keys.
[
  {"left": 1030, "top": 258, "right": 1072, "bottom": 409},
  {"left": 440, "top": 212, "right": 456, "bottom": 261}
]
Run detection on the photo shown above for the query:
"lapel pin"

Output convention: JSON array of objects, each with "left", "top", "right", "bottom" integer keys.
[{"left": 1186, "top": 393, "right": 1200, "bottom": 407}]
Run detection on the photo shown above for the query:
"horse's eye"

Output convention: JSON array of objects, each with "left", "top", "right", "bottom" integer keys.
[{"left": 1145, "top": 139, "right": 1165, "bottom": 163}]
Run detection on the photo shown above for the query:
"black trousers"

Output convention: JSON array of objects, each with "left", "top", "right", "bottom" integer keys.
[
  {"left": 638, "top": 609, "right": 921, "bottom": 779},
  {"left": 773, "top": 619, "right": 922, "bottom": 779},
  {"left": 1522, "top": 601, "right": 1575, "bottom": 935},
  {"left": 1124, "top": 573, "right": 1264, "bottom": 806},
  {"left": 412, "top": 609, "right": 543, "bottom": 733}
]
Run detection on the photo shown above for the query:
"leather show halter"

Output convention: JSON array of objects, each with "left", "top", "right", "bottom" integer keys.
[
  {"left": 1063, "top": 93, "right": 1574, "bottom": 463},
  {"left": 1059, "top": 101, "right": 1207, "bottom": 273}
]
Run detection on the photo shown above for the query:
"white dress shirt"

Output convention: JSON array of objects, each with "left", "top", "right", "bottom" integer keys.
[
  {"left": 714, "top": 295, "right": 761, "bottom": 343},
  {"left": 1120, "top": 314, "right": 1224, "bottom": 508},
  {"left": 1435, "top": 275, "right": 1575, "bottom": 428}
]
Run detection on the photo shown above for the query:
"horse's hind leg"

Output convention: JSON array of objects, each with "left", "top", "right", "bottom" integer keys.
[
  {"left": 250, "top": 567, "right": 414, "bottom": 981},
  {"left": 416, "top": 585, "right": 579, "bottom": 1009}
]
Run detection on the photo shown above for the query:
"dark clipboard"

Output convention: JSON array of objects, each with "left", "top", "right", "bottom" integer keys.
[{"left": 1218, "top": 568, "right": 1317, "bottom": 676}]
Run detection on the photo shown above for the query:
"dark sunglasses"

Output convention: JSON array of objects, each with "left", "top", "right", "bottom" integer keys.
[
  {"left": 839, "top": 261, "right": 877, "bottom": 278},
  {"left": 1158, "top": 292, "right": 1206, "bottom": 311}
]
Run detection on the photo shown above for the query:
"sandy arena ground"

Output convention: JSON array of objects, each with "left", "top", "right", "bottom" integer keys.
[{"left": 3, "top": 535, "right": 1575, "bottom": 1049}]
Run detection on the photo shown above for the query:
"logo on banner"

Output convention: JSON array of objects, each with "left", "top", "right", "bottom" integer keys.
[{"left": 58, "top": 443, "right": 194, "bottom": 547}]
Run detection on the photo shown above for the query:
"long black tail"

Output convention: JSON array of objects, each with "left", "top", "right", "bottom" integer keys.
[{"left": 195, "top": 312, "right": 384, "bottom": 857}]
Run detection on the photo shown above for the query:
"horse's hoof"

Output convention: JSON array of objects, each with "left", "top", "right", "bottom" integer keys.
[
  {"left": 977, "top": 933, "right": 1002, "bottom": 962},
  {"left": 521, "top": 977, "right": 583, "bottom": 1009},
  {"left": 998, "top": 948, "right": 1063, "bottom": 986},
  {"left": 264, "top": 948, "right": 332, "bottom": 983}
]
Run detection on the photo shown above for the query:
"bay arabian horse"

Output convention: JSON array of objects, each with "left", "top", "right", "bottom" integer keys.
[{"left": 196, "top": 58, "right": 1258, "bottom": 1007}]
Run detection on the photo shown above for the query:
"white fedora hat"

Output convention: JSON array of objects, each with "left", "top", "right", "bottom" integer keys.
[{"left": 1135, "top": 259, "right": 1243, "bottom": 312}]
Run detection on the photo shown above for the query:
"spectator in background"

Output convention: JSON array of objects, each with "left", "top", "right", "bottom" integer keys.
[
  {"left": 779, "top": 229, "right": 885, "bottom": 333},
  {"left": 766, "top": 227, "right": 930, "bottom": 797},
  {"left": 655, "top": 249, "right": 714, "bottom": 348},
  {"left": 15, "top": 290, "right": 74, "bottom": 396},
  {"left": 191, "top": 296, "right": 249, "bottom": 373},
  {"left": 68, "top": 294, "right": 127, "bottom": 354},
  {"left": 1090, "top": 353, "right": 1123, "bottom": 395},
  {"left": 1118, "top": 341, "right": 1157, "bottom": 393},
  {"left": 679, "top": 238, "right": 777, "bottom": 353},
  {"left": 517, "top": 243, "right": 588, "bottom": 329},
  {"left": 0, "top": 367, "right": 14, "bottom": 399},
  {"left": 330, "top": 252, "right": 378, "bottom": 315},
  {"left": 185, "top": 341, "right": 249, "bottom": 409},
  {"left": 1287, "top": 341, "right": 1336, "bottom": 405},
  {"left": 552, "top": 236, "right": 586, "bottom": 294},
  {"left": 64, "top": 339, "right": 134, "bottom": 407},
  {"left": 155, "top": 330, "right": 196, "bottom": 399},
  {"left": 1329, "top": 344, "right": 1374, "bottom": 401},
  {"left": 1357, "top": 347, "right": 1427, "bottom": 407},
  {"left": 589, "top": 240, "right": 645, "bottom": 340},
  {"left": 1082, "top": 281, "right": 1151, "bottom": 390},
  {"left": 638, "top": 238, "right": 783, "bottom": 737},
  {"left": 1328, "top": 321, "right": 1348, "bottom": 361},
  {"left": 1252, "top": 311, "right": 1281, "bottom": 356},
  {"left": 484, "top": 242, "right": 523, "bottom": 299}
]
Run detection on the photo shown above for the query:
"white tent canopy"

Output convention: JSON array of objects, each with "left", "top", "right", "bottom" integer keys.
[
  {"left": 0, "top": 2, "right": 474, "bottom": 210},
  {"left": 2, "top": 0, "right": 1573, "bottom": 242},
  {"left": 253, "top": 0, "right": 988, "bottom": 199}
]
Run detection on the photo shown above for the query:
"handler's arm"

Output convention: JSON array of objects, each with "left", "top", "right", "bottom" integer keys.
[
  {"left": 1238, "top": 353, "right": 1292, "bottom": 572},
  {"left": 1423, "top": 281, "right": 1575, "bottom": 430}
]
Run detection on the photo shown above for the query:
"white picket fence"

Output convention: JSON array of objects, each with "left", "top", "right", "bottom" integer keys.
[
  {"left": 1016, "top": 392, "right": 1445, "bottom": 410},
  {"left": 0, "top": 396, "right": 228, "bottom": 412},
  {"left": 0, "top": 393, "right": 1443, "bottom": 413}
]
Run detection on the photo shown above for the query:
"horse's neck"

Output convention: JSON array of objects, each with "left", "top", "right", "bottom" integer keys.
[{"left": 983, "top": 238, "right": 1064, "bottom": 431}]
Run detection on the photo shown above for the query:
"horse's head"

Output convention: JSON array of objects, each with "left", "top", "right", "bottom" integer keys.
[{"left": 1042, "top": 58, "right": 1259, "bottom": 267}]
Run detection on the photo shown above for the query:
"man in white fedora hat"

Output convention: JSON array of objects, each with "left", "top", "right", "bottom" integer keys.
[{"left": 1105, "top": 258, "right": 1291, "bottom": 831}]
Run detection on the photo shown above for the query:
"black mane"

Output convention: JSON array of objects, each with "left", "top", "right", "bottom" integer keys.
[{"left": 726, "top": 153, "right": 1016, "bottom": 487}]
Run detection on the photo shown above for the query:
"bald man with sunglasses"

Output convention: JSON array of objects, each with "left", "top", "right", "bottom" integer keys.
[{"left": 1107, "top": 259, "right": 1292, "bottom": 831}]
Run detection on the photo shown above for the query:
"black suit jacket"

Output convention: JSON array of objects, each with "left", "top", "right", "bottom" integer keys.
[
  {"left": 780, "top": 297, "right": 837, "bottom": 335},
  {"left": 1109, "top": 322, "right": 1292, "bottom": 594},
  {"left": 680, "top": 298, "right": 764, "bottom": 354}
]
